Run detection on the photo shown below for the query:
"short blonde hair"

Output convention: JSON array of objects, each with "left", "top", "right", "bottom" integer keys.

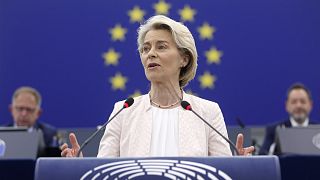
[
  {"left": 137, "top": 15, "right": 198, "bottom": 88},
  {"left": 12, "top": 86, "right": 42, "bottom": 107}
]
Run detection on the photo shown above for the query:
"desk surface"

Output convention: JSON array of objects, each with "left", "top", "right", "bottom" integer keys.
[
  {"left": 0, "top": 159, "right": 35, "bottom": 180},
  {"left": 280, "top": 155, "right": 320, "bottom": 180}
]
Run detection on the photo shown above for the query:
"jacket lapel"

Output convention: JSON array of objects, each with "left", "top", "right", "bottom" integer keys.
[{"left": 133, "top": 94, "right": 152, "bottom": 156}]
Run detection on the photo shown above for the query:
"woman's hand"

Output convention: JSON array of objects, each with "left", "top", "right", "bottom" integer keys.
[
  {"left": 236, "top": 133, "right": 255, "bottom": 156},
  {"left": 60, "top": 133, "right": 83, "bottom": 157}
]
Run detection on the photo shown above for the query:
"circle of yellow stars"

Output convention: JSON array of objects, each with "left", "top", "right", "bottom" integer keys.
[{"left": 102, "top": 0, "right": 223, "bottom": 93}]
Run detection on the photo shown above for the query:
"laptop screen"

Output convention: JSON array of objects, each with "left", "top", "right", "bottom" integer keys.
[
  {"left": 276, "top": 126, "right": 320, "bottom": 155},
  {"left": 0, "top": 126, "right": 28, "bottom": 132}
]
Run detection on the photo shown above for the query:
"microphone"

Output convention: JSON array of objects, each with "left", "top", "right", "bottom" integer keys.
[
  {"left": 236, "top": 117, "right": 245, "bottom": 129},
  {"left": 236, "top": 117, "right": 262, "bottom": 155},
  {"left": 181, "top": 101, "right": 240, "bottom": 155},
  {"left": 76, "top": 97, "right": 134, "bottom": 157}
]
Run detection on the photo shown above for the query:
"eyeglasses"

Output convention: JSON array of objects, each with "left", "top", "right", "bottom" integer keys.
[{"left": 13, "top": 106, "right": 37, "bottom": 113}]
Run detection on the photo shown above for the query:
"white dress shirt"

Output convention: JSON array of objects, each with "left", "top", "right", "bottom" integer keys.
[{"left": 150, "top": 107, "right": 179, "bottom": 156}]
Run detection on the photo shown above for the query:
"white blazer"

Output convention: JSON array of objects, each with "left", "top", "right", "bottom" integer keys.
[{"left": 97, "top": 92, "right": 232, "bottom": 157}]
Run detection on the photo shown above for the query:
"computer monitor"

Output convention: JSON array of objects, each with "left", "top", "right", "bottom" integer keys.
[
  {"left": 276, "top": 126, "right": 320, "bottom": 155},
  {"left": 0, "top": 129, "right": 44, "bottom": 159},
  {"left": 0, "top": 126, "right": 28, "bottom": 131}
]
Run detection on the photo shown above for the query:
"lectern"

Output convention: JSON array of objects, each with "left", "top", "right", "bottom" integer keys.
[{"left": 35, "top": 156, "right": 280, "bottom": 180}]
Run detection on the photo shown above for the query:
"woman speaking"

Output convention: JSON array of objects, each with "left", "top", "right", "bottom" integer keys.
[{"left": 61, "top": 15, "right": 254, "bottom": 157}]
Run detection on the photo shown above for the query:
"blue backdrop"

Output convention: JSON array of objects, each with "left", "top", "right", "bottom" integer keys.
[{"left": 1, "top": 0, "right": 319, "bottom": 127}]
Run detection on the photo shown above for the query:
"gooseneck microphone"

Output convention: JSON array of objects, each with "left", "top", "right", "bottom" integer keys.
[
  {"left": 236, "top": 117, "right": 245, "bottom": 129},
  {"left": 76, "top": 97, "right": 134, "bottom": 157},
  {"left": 181, "top": 101, "right": 240, "bottom": 155}
]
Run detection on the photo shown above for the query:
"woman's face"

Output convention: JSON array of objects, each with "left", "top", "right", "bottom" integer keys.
[{"left": 140, "top": 29, "right": 188, "bottom": 84}]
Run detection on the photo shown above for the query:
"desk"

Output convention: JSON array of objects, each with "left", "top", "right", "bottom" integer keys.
[
  {"left": 280, "top": 155, "right": 320, "bottom": 180},
  {"left": 0, "top": 159, "right": 35, "bottom": 180}
]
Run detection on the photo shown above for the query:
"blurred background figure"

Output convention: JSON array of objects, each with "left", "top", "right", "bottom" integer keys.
[
  {"left": 259, "top": 83, "right": 318, "bottom": 155},
  {"left": 6, "top": 86, "right": 60, "bottom": 156}
]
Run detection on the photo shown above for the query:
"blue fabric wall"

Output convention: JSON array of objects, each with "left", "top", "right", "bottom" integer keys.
[{"left": 1, "top": 0, "right": 319, "bottom": 127}]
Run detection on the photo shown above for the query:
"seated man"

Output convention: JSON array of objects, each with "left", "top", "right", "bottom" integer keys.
[
  {"left": 259, "top": 83, "right": 318, "bottom": 155},
  {"left": 7, "top": 86, "right": 59, "bottom": 155}
]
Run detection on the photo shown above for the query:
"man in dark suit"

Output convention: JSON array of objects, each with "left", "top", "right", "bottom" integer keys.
[
  {"left": 259, "top": 83, "right": 317, "bottom": 155},
  {"left": 8, "top": 86, "right": 59, "bottom": 153}
]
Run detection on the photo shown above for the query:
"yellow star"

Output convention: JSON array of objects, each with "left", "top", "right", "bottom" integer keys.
[
  {"left": 102, "top": 48, "right": 121, "bottom": 66},
  {"left": 109, "top": 24, "right": 127, "bottom": 41},
  {"left": 153, "top": 0, "right": 171, "bottom": 15},
  {"left": 198, "top": 22, "right": 215, "bottom": 40},
  {"left": 128, "top": 6, "right": 146, "bottom": 23},
  {"left": 205, "top": 47, "right": 222, "bottom": 64},
  {"left": 109, "top": 72, "right": 128, "bottom": 90},
  {"left": 198, "top": 71, "right": 216, "bottom": 89},
  {"left": 130, "top": 90, "right": 142, "bottom": 98},
  {"left": 178, "top": 5, "right": 196, "bottom": 22}
]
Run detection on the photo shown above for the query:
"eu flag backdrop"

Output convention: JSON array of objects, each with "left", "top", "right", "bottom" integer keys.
[{"left": 1, "top": 0, "right": 319, "bottom": 127}]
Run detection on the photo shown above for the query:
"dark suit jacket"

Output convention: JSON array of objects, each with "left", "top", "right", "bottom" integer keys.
[
  {"left": 6, "top": 121, "right": 58, "bottom": 148},
  {"left": 259, "top": 119, "right": 319, "bottom": 155}
]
